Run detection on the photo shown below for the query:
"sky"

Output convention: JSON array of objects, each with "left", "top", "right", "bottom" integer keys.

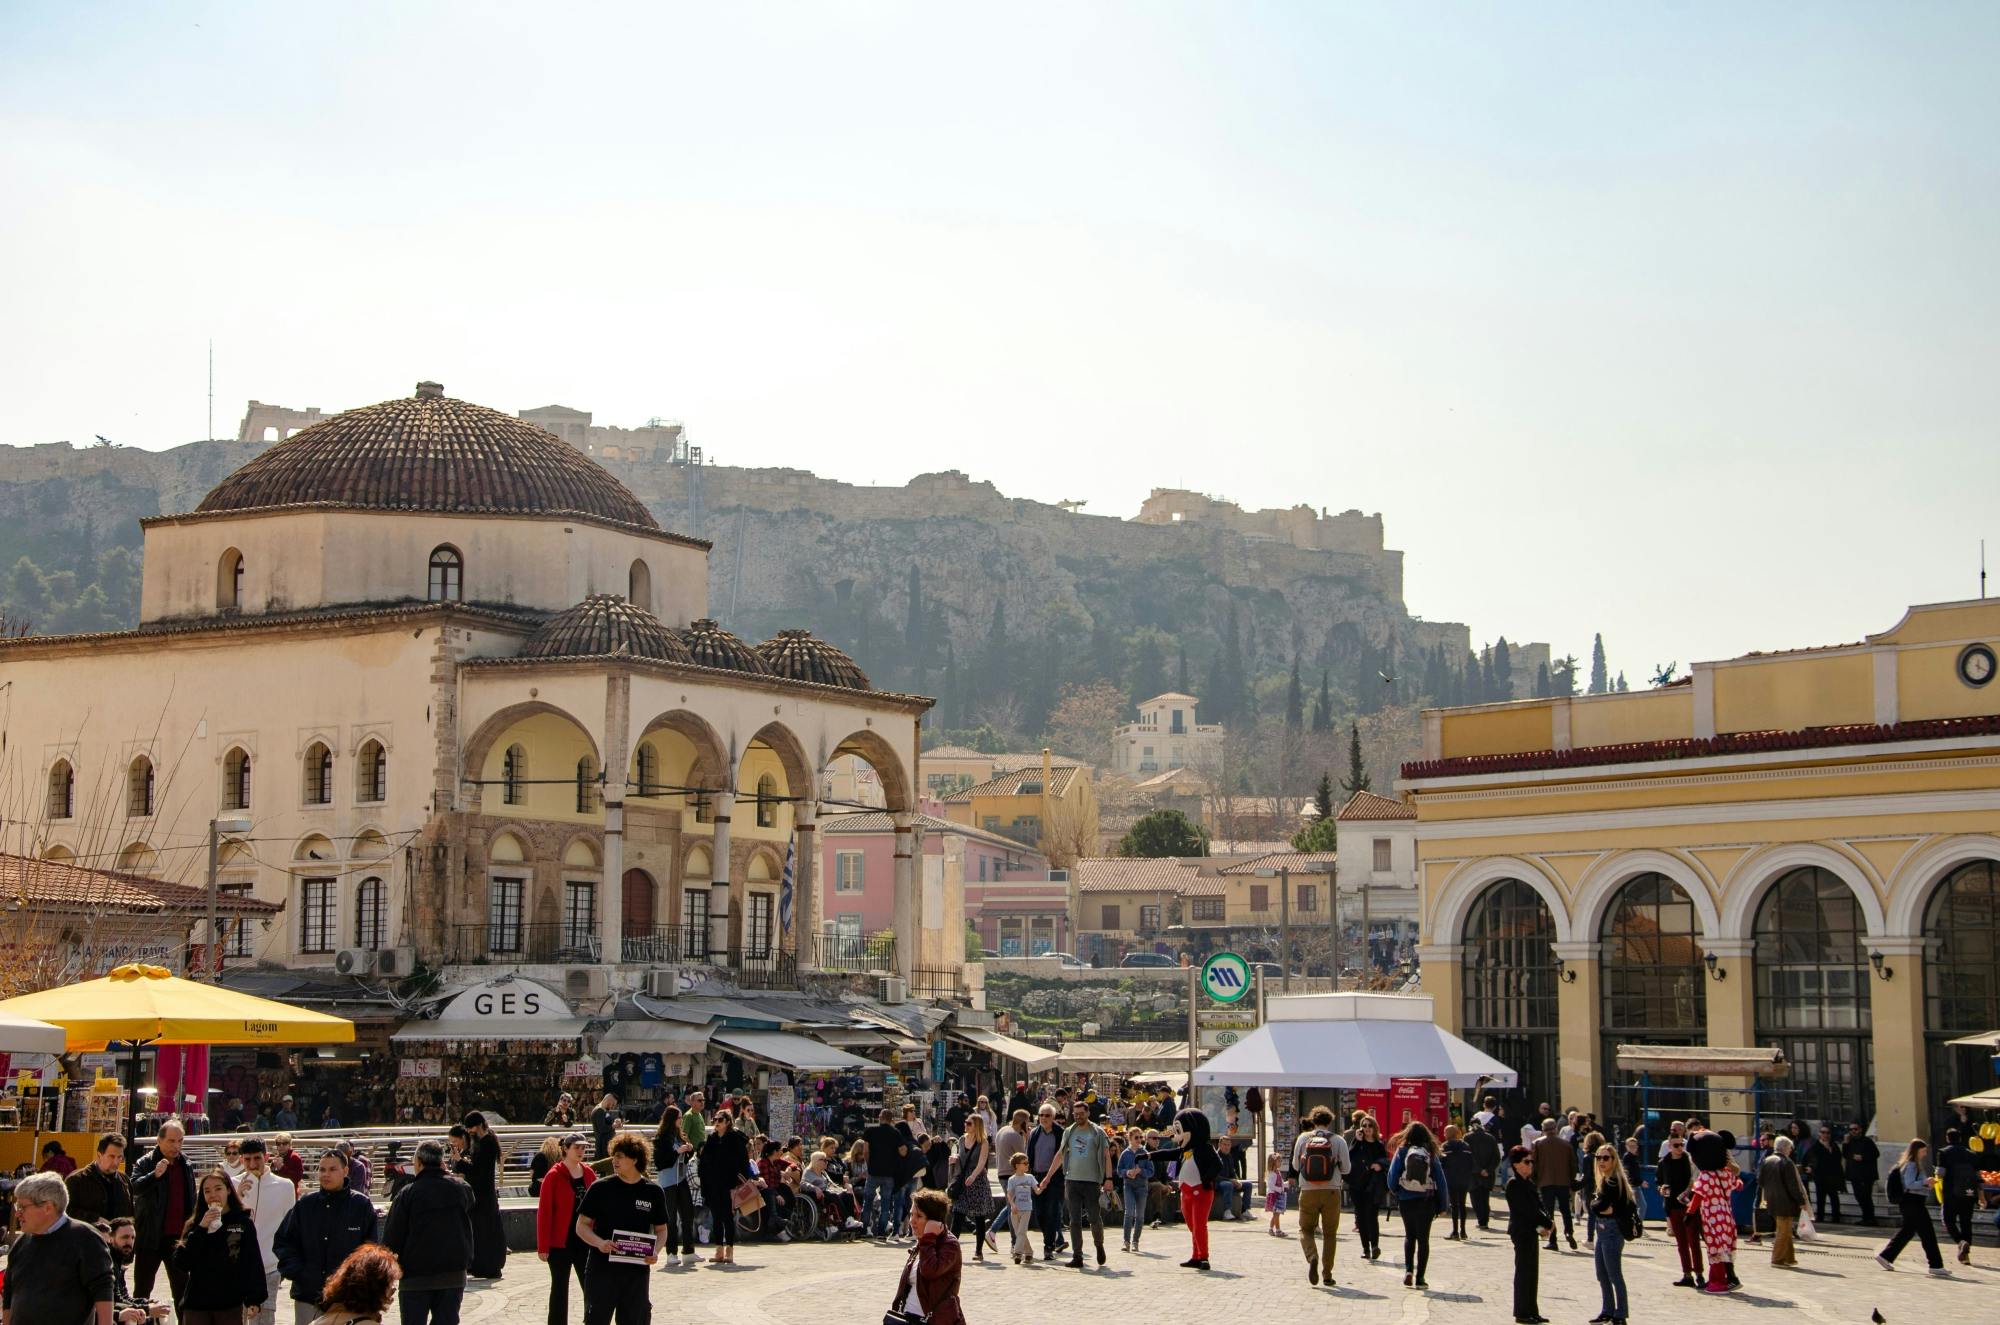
[{"left": 2, "top": 2, "right": 1996, "bottom": 679}]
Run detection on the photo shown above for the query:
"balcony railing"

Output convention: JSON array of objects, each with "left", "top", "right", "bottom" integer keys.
[
  {"left": 807, "top": 931, "right": 898, "bottom": 974},
  {"left": 910, "top": 966, "right": 963, "bottom": 998},
  {"left": 440, "top": 923, "right": 601, "bottom": 965},
  {"left": 437, "top": 923, "right": 798, "bottom": 990}
]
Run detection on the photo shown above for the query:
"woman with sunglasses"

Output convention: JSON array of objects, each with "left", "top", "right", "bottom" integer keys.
[
  {"left": 1588, "top": 1145, "right": 1637, "bottom": 1324},
  {"left": 1346, "top": 1115, "right": 1389, "bottom": 1262}
]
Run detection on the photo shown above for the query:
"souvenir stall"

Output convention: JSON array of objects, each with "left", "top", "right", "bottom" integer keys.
[
  {"left": 699, "top": 1028, "right": 885, "bottom": 1143},
  {"left": 944, "top": 1026, "right": 1058, "bottom": 1103},
  {"left": 593, "top": 1019, "right": 715, "bottom": 1120},
  {"left": 390, "top": 977, "right": 590, "bottom": 1124}
]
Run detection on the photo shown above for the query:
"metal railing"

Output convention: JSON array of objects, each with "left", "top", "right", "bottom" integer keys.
[
  {"left": 808, "top": 931, "right": 898, "bottom": 973},
  {"left": 441, "top": 923, "right": 601, "bottom": 965},
  {"left": 910, "top": 966, "right": 963, "bottom": 998},
  {"left": 435, "top": 923, "right": 797, "bottom": 988}
]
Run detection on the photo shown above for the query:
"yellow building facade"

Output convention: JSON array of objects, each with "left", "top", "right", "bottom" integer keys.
[{"left": 1403, "top": 600, "right": 2000, "bottom": 1143}]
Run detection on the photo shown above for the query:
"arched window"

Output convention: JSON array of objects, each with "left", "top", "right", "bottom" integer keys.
[
  {"left": 427, "top": 546, "right": 463, "bottom": 603},
  {"left": 355, "top": 877, "right": 387, "bottom": 950},
  {"left": 1599, "top": 872, "right": 1705, "bottom": 1124},
  {"left": 755, "top": 773, "right": 779, "bottom": 828},
  {"left": 1754, "top": 866, "right": 1871, "bottom": 1124},
  {"left": 118, "top": 842, "right": 158, "bottom": 875},
  {"left": 302, "top": 742, "right": 333, "bottom": 805},
  {"left": 222, "top": 748, "right": 252, "bottom": 811},
  {"left": 356, "top": 740, "right": 387, "bottom": 803},
  {"left": 628, "top": 559, "right": 652, "bottom": 613},
  {"left": 127, "top": 757, "right": 155, "bottom": 818},
  {"left": 576, "top": 756, "right": 599, "bottom": 814},
  {"left": 503, "top": 744, "right": 528, "bottom": 806},
  {"left": 1924, "top": 859, "right": 2000, "bottom": 1106},
  {"left": 218, "top": 548, "right": 245, "bottom": 610},
  {"left": 633, "top": 743, "right": 659, "bottom": 796},
  {"left": 48, "top": 760, "right": 74, "bottom": 820},
  {"left": 1461, "top": 878, "right": 1558, "bottom": 1108}
]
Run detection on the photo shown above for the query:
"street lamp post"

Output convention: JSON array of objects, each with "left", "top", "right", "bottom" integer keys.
[
  {"left": 1325, "top": 864, "right": 1339, "bottom": 991},
  {"left": 206, "top": 816, "right": 253, "bottom": 983}
]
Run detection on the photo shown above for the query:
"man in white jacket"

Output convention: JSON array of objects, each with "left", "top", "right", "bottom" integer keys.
[{"left": 233, "top": 1137, "right": 297, "bottom": 1315}]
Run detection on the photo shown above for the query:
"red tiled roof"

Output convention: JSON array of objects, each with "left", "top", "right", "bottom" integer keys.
[
  {"left": 1401, "top": 714, "right": 2000, "bottom": 781},
  {"left": 1217, "top": 851, "right": 1339, "bottom": 875},
  {"left": 819, "top": 811, "right": 1046, "bottom": 857},
  {"left": 0, "top": 854, "right": 283, "bottom": 915},
  {"left": 943, "top": 765, "right": 1080, "bottom": 802},
  {"left": 1073, "top": 857, "right": 1220, "bottom": 896},
  {"left": 1336, "top": 790, "right": 1416, "bottom": 821}
]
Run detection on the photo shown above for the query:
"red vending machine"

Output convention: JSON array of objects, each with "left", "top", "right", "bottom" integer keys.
[
  {"left": 1387, "top": 1078, "right": 1427, "bottom": 1133},
  {"left": 1356, "top": 1088, "right": 1389, "bottom": 1129},
  {"left": 1424, "top": 1079, "right": 1450, "bottom": 1133}
]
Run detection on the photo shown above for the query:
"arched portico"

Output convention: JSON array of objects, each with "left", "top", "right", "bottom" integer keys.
[
  {"left": 1571, "top": 849, "right": 1721, "bottom": 944},
  {"left": 1428, "top": 855, "right": 1575, "bottom": 947},
  {"left": 1718, "top": 843, "right": 1885, "bottom": 942}
]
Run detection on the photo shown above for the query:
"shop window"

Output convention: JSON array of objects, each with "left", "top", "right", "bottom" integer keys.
[
  {"left": 223, "top": 747, "right": 252, "bottom": 810},
  {"left": 356, "top": 740, "right": 387, "bottom": 803},
  {"left": 503, "top": 745, "right": 527, "bottom": 806},
  {"left": 999, "top": 917, "right": 1024, "bottom": 956},
  {"left": 355, "top": 876, "right": 386, "bottom": 950},
  {"left": 488, "top": 876, "right": 525, "bottom": 954},
  {"left": 755, "top": 773, "right": 778, "bottom": 828},
  {"left": 128, "top": 756, "right": 155, "bottom": 817},
  {"left": 1029, "top": 917, "right": 1055, "bottom": 956},
  {"left": 302, "top": 742, "right": 333, "bottom": 806},
  {"left": 299, "top": 878, "right": 336, "bottom": 953},
  {"left": 835, "top": 851, "right": 865, "bottom": 893},
  {"left": 48, "top": 760, "right": 74, "bottom": 820},
  {"left": 428, "top": 545, "right": 462, "bottom": 602}
]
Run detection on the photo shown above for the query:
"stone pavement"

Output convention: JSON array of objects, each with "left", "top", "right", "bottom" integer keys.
[{"left": 452, "top": 1215, "right": 1994, "bottom": 1324}]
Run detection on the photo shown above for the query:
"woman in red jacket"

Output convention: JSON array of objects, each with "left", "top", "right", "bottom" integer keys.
[
  {"left": 889, "top": 1189, "right": 965, "bottom": 1325},
  {"left": 536, "top": 1134, "right": 595, "bottom": 1325}
]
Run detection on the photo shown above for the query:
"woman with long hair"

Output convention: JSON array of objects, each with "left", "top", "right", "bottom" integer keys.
[
  {"left": 172, "top": 1168, "right": 267, "bottom": 1324},
  {"left": 1387, "top": 1122, "right": 1449, "bottom": 1289},
  {"left": 529, "top": 1135, "right": 562, "bottom": 1198},
  {"left": 1578, "top": 1132, "right": 1605, "bottom": 1246},
  {"left": 1347, "top": 1115, "right": 1389, "bottom": 1261},
  {"left": 696, "top": 1107, "right": 756, "bottom": 1265},
  {"left": 654, "top": 1105, "right": 700, "bottom": 1266},
  {"left": 950, "top": 1112, "right": 996, "bottom": 1261},
  {"left": 534, "top": 1133, "right": 594, "bottom": 1322},
  {"left": 314, "top": 1245, "right": 401, "bottom": 1325},
  {"left": 1877, "top": 1138, "right": 1947, "bottom": 1275},
  {"left": 1588, "top": 1144, "right": 1636, "bottom": 1324}
]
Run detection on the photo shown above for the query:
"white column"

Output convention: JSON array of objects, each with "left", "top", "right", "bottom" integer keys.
[
  {"left": 709, "top": 791, "right": 735, "bottom": 960},
  {"left": 892, "top": 810, "right": 917, "bottom": 981},
  {"left": 793, "top": 799, "right": 820, "bottom": 968},
  {"left": 599, "top": 675, "right": 631, "bottom": 965}
]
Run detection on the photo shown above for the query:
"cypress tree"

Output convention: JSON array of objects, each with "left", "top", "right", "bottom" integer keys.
[
  {"left": 1589, "top": 633, "right": 1609, "bottom": 695},
  {"left": 1342, "top": 723, "right": 1371, "bottom": 794},
  {"left": 1534, "top": 662, "right": 1553, "bottom": 698},
  {"left": 1285, "top": 655, "right": 1305, "bottom": 731},
  {"left": 1314, "top": 771, "right": 1336, "bottom": 820},
  {"left": 904, "top": 564, "right": 925, "bottom": 664},
  {"left": 1311, "top": 667, "right": 1333, "bottom": 732},
  {"left": 1491, "top": 637, "right": 1514, "bottom": 699}
]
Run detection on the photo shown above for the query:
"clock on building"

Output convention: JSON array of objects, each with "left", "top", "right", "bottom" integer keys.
[{"left": 1958, "top": 643, "right": 1997, "bottom": 688}]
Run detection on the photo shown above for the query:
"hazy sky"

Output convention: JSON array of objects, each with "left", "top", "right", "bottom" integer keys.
[{"left": 4, "top": 2, "right": 1995, "bottom": 680}]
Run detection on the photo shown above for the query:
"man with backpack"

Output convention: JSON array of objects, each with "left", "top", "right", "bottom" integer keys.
[{"left": 1291, "top": 1106, "right": 1352, "bottom": 1286}]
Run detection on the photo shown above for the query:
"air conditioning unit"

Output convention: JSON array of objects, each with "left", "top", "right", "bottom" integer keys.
[
  {"left": 566, "top": 967, "right": 610, "bottom": 1001},
  {"left": 375, "top": 947, "right": 417, "bottom": 978},
  {"left": 333, "top": 948, "right": 377, "bottom": 976},
  {"left": 877, "top": 976, "right": 908, "bottom": 1004},
  {"left": 646, "top": 969, "right": 684, "bottom": 998}
]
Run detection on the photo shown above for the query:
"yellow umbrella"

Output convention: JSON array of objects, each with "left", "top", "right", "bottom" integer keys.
[{"left": 0, "top": 964, "right": 354, "bottom": 1138}]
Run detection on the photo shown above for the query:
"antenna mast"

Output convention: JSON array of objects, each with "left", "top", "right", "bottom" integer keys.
[{"left": 1983, "top": 539, "right": 1988, "bottom": 600}]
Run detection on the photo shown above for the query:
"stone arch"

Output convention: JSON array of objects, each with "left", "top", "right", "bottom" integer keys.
[
  {"left": 634, "top": 709, "right": 730, "bottom": 802},
  {"left": 745, "top": 845, "right": 783, "bottom": 882},
  {"left": 743, "top": 721, "right": 814, "bottom": 803},
  {"left": 827, "top": 726, "right": 913, "bottom": 814},
  {"left": 1885, "top": 834, "right": 2000, "bottom": 937},
  {"left": 117, "top": 841, "right": 158, "bottom": 874},
  {"left": 1572, "top": 849, "right": 1721, "bottom": 944},
  {"left": 351, "top": 827, "right": 391, "bottom": 860},
  {"left": 683, "top": 842, "right": 713, "bottom": 879},
  {"left": 293, "top": 833, "right": 337, "bottom": 862},
  {"left": 1429, "top": 855, "right": 1574, "bottom": 947},
  {"left": 1719, "top": 842, "right": 1885, "bottom": 943},
  {"left": 489, "top": 830, "right": 531, "bottom": 864},
  {"left": 462, "top": 700, "right": 602, "bottom": 782},
  {"left": 562, "top": 835, "right": 604, "bottom": 869},
  {"left": 43, "top": 843, "right": 74, "bottom": 863}
]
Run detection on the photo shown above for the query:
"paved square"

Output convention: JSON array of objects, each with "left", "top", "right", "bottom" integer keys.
[{"left": 454, "top": 1216, "right": 1991, "bottom": 1324}]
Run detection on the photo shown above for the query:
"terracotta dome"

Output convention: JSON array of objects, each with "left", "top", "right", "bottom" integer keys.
[
  {"left": 522, "top": 596, "right": 694, "bottom": 663},
  {"left": 755, "top": 628, "right": 871, "bottom": 689},
  {"left": 677, "top": 618, "right": 774, "bottom": 674},
  {"left": 196, "top": 382, "right": 658, "bottom": 529}
]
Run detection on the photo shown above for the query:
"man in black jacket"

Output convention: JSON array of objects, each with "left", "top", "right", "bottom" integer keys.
[
  {"left": 1807, "top": 1124, "right": 1845, "bottom": 1222},
  {"left": 1466, "top": 1120, "right": 1503, "bottom": 1231},
  {"left": 461, "top": 1112, "right": 507, "bottom": 1279},
  {"left": 128, "top": 1121, "right": 196, "bottom": 1309},
  {"left": 1656, "top": 1132, "right": 1702, "bottom": 1287},
  {"left": 3, "top": 1173, "right": 114, "bottom": 1325},
  {"left": 66, "top": 1134, "right": 134, "bottom": 1227},
  {"left": 382, "top": 1141, "right": 473, "bottom": 1325},
  {"left": 1840, "top": 1122, "right": 1881, "bottom": 1226},
  {"left": 274, "top": 1150, "right": 377, "bottom": 1320},
  {"left": 1936, "top": 1127, "right": 1983, "bottom": 1265}
]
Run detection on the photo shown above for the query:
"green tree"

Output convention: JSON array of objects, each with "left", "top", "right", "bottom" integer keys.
[
  {"left": 1552, "top": 654, "right": 1580, "bottom": 696},
  {"left": 1176, "top": 641, "right": 1190, "bottom": 695},
  {"left": 1589, "top": 633, "right": 1609, "bottom": 695},
  {"left": 1118, "top": 809, "right": 1209, "bottom": 858},
  {"left": 1341, "top": 722, "right": 1371, "bottom": 795},
  {"left": 1285, "top": 656, "right": 1304, "bottom": 731},
  {"left": 965, "top": 921, "right": 983, "bottom": 960},
  {"left": 1490, "top": 637, "right": 1513, "bottom": 699},
  {"left": 1534, "top": 662, "right": 1553, "bottom": 698},
  {"left": 1128, "top": 633, "right": 1167, "bottom": 711},
  {"left": 1614, "top": 671, "right": 1630, "bottom": 693},
  {"left": 1314, "top": 770, "right": 1336, "bottom": 820},
  {"left": 1312, "top": 668, "right": 1334, "bottom": 732},
  {"left": 4, "top": 557, "right": 48, "bottom": 625},
  {"left": 903, "top": 564, "right": 926, "bottom": 675},
  {"left": 981, "top": 598, "right": 1011, "bottom": 704},
  {"left": 1291, "top": 816, "right": 1339, "bottom": 853}
]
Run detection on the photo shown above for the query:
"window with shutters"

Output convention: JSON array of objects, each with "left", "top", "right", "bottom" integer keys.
[
  {"left": 1373, "top": 839, "right": 1392, "bottom": 872},
  {"left": 835, "top": 852, "right": 865, "bottom": 893}
]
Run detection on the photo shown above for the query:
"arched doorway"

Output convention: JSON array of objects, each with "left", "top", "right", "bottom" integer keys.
[
  {"left": 1754, "top": 866, "right": 1871, "bottom": 1125},
  {"left": 1924, "top": 859, "right": 2000, "bottom": 1106},
  {"left": 1599, "top": 873, "right": 1706, "bottom": 1127},
  {"left": 1462, "top": 878, "right": 1560, "bottom": 1110}
]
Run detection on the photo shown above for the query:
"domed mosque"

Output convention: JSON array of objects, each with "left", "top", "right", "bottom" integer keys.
[{"left": 0, "top": 383, "right": 944, "bottom": 987}]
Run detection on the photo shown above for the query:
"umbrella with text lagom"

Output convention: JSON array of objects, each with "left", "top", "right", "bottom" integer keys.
[{"left": 0, "top": 964, "right": 354, "bottom": 1138}]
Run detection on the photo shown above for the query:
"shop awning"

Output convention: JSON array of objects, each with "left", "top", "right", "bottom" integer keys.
[
  {"left": 710, "top": 1028, "right": 882, "bottom": 1073},
  {"left": 597, "top": 1021, "right": 715, "bottom": 1056},
  {"left": 949, "top": 1026, "right": 1058, "bottom": 1073},
  {"left": 813, "top": 1027, "right": 928, "bottom": 1055},
  {"left": 1056, "top": 1041, "right": 1190, "bottom": 1074},
  {"left": 392, "top": 1017, "right": 590, "bottom": 1044},
  {"left": 1948, "top": 1086, "right": 2000, "bottom": 1110},
  {"left": 1946, "top": 1029, "right": 2000, "bottom": 1049}
]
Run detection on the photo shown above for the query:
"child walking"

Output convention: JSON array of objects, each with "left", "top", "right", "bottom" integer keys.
[
  {"left": 1265, "top": 1152, "right": 1289, "bottom": 1236},
  {"left": 1004, "top": 1152, "right": 1038, "bottom": 1263}
]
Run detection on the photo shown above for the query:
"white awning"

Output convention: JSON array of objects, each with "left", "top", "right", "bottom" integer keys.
[
  {"left": 392, "top": 1017, "right": 591, "bottom": 1044},
  {"left": 597, "top": 1021, "right": 715, "bottom": 1056},
  {"left": 1948, "top": 1086, "right": 2000, "bottom": 1110},
  {"left": 1191, "top": 1018, "right": 1515, "bottom": 1089},
  {"left": 949, "top": 1027, "right": 1058, "bottom": 1073},
  {"left": 1056, "top": 1041, "right": 1190, "bottom": 1075},
  {"left": 1946, "top": 1029, "right": 2000, "bottom": 1049},
  {"left": 710, "top": 1028, "right": 883, "bottom": 1073},
  {"left": 813, "top": 1027, "right": 927, "bottom": 1055}
]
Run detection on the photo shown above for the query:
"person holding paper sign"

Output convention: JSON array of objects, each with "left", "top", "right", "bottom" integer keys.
[{"left": 573, "top": 1134, "right": 665, "bottom": 1325}]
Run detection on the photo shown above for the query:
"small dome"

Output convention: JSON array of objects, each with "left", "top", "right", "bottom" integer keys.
[
  {"left": 756, "top": 628, "right": 871, "bottom": 689},
  {"left": 677, "top": 618, "right": 774, "bottom": 674},
  {"left": 523, "top": 595, "right": 693, "bottom": 663},
  {"left": 197, "top": 383, "right": 659, "bottom": 529}
]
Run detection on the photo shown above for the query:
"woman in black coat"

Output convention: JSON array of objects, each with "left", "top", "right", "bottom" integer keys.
[
  {"left": 696, "top": 1109, "right": 756, "bottom": 1265},
  {"left": 1141, "top": 1109, "right": 1221, "bottom": 1271},
  {"left": 173, "top": 1169, "right": 268, "bottom": 1323},
  {"left": 1506, "top": 1146, "right": 1551, "bottom": 1325},
  {"left": 1347, "top": 1115, "right": 1391, "bottom": 1260}
]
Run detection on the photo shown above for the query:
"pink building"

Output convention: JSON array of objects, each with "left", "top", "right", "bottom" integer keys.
[{"left": 819, "top": 811, "right": 1065, "bottom": 957}]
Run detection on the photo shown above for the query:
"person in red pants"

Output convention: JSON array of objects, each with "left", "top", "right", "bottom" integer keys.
[
  {"left": 1655, "top": 1133, "right": 1704, "bottom": 1287},
  {"left": 1143, "top": 1110, "right": 1222, "bottom": 1270}
]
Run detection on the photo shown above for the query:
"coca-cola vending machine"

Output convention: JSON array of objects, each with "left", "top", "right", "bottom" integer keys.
[
  {"left": 1356, "top": 1088, "right": 1389, "bottom": 1128},
  {"left": 1388, "top": 1077, "right": 1449, "bottom": 1134}
]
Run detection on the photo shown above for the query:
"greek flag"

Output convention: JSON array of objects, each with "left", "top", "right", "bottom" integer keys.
[{"left": 779, "top": 835, "right": 794, "bottom": 932}]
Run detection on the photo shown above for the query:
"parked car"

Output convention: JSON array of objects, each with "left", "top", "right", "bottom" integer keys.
[
  {"left": 1119, "top": 951, "right": 1178, "bottom": 968},
  {"left": 1044, "top": 952, "right": 1088, "bottom": 968}
]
